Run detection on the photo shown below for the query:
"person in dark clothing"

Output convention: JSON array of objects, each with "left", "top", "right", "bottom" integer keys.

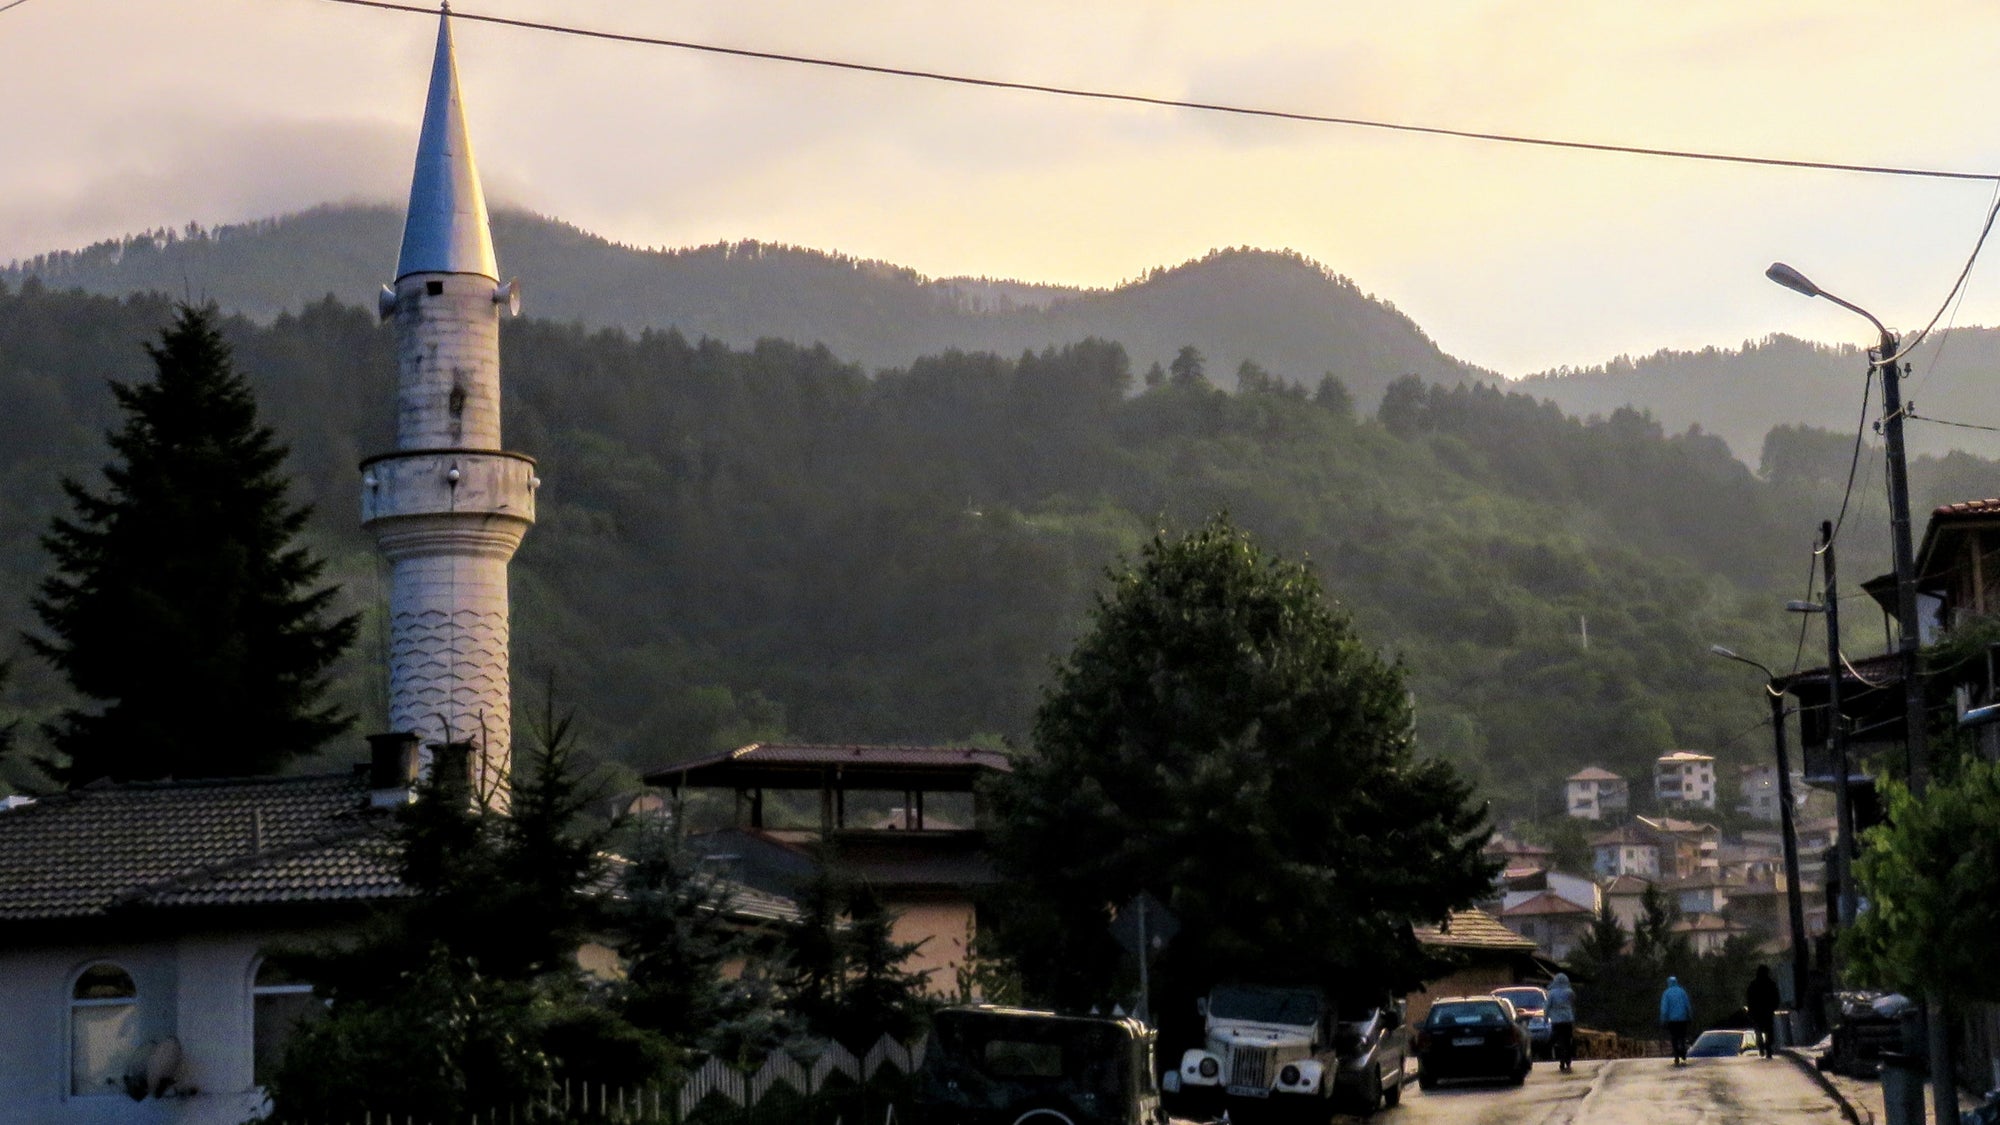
[
  {"left": 1746, "top": 965, "right": 1782, "bottom": 1058},
  {"left": 1660, "top": 976, "right": 1694, "bottom": 1065}
]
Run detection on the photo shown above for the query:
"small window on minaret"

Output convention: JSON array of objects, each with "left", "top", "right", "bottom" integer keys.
[{"left": 426, "top": 281, "right": 444, "bottom": 296}]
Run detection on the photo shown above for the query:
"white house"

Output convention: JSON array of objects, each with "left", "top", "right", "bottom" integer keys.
[
  {"left": 0, "top": 767, "right": 410, "bottom": 1124},
  {"left": 1499, "top": 869, "right": 1603, "bottom": 916},
  {"left": 1601, "top": 874, "right": 1653, "bottom": 934},
  {"left": 1636, "top": 815, "right": 1722, "bottom": 879},
  {"left": 1590, "top": 824, "right": 1661, "bottom": 878},
  {"left": 1654, "top": 751, "right": 1717, "bottom": 810},
  {"left": 1564, "top": 767, "right": 1628, "bottom": 821}
]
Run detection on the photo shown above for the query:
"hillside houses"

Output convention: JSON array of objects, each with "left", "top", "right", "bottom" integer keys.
[
  {"left": 1653, "top": 751, "right": 1718, "bottom": 810},
  {"left": 1563, "top": 767, "right": 1628, "bottom": 820},
  {"left": 1490, "top": 808, "right": 1830, "bottom": 966}
]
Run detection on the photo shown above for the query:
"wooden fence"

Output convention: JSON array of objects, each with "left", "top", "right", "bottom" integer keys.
[{"left": 272, "top": 1034, "right": 927, "bottom": 1125}]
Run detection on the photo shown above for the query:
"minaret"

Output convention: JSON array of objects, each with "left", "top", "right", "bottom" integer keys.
[{"left": 362, "top": 8, "right": 536, "bottom": 801}]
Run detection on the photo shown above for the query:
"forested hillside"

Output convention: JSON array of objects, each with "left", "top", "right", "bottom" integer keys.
[
  {"left": 0, "top": 205, "right": 1483, "bottom": 410},
  {"left": 9, "top": 279, "right": 1995, "bottom": 813},
  {"left": 1523, "top": 332, "right": 2000, "bottom": 463}
]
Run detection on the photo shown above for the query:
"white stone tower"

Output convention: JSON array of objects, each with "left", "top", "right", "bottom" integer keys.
[{"left": 362, "top": 9, "right": 535, "bottom": 800}]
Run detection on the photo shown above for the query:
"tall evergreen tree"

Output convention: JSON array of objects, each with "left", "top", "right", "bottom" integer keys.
[{"left": 27, "top": 304, "right": 356, "bottom": 783}]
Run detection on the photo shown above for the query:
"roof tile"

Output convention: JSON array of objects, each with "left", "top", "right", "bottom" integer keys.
[{"left": 0, "top": 773, "right": 388, "bottom": 922}]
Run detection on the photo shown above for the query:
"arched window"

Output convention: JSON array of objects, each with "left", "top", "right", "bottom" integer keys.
[
  {"left": 70, "top": 963, "right": 138, "bottom": 1097},
  {"left": 251, "top": 959, "right": 319, "bottom": 1086}
]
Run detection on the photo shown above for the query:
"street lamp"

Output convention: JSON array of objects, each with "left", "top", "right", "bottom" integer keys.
[
  {"left": 1764, "top": 262, "right": 1926, "bottom": 798},
  {"left": 1708, "top": 644, "right": 1811, "bottom": 1025},
  {"left": 1768, "top": 263, "right": 1959, "bottom": 1125}
]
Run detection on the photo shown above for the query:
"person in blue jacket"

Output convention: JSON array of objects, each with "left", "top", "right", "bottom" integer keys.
[
  {"left": 1659, "top": 976, "right": 1694, "bottom": 1065},
  {"left": 1546, "top": 972, "right": 1578, "bottom": 1071}
]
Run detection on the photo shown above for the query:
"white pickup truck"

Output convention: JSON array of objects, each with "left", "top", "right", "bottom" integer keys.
[{"left": 1165, "top": 984, "right": 1408, "bottom": 1119}]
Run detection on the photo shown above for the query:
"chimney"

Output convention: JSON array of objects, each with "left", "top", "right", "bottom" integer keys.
[
  {"left": 430, "top": 740, "right": 477, "bottom": 803},
  {"left": 366, "top": 731, "right": 422, "bottom": 808}
]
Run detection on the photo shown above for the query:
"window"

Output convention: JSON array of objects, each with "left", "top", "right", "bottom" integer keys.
[
  {"left": 70, "top": 963, "right": 139, "bottom": 1097},
  {"left": 252, "top": 960, "right": 320, "bottom": 1086}
]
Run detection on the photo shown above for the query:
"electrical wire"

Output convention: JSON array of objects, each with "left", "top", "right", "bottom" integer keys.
[
  {"left": 0, "top": 0, "right": 39, "bottom": 13},
  {"left": 1908, "top": 180, "right": 2000, "bottom": 391},
  {"left": 321, "top": 0, "right": 2000, "bottom": 184},
  {"left": 1906, "top": 410, "right": 2000, "bottom": 434},
  {"left": 1888, "top": 187, "right": 2000, "bottom": 364},
  {"left": 1788, "top": 549, "right": 1821, "bottom": 676},
  {"left": 1820, "top": 369, "right": 1875, "bottom": 550},
  {"left": 1839, "top": 651, "right": 1891, "bottom": 689}
]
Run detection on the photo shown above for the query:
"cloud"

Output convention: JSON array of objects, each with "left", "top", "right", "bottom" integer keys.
[{"left": 0, "top": 117, "right": 408, "bottom": 263}]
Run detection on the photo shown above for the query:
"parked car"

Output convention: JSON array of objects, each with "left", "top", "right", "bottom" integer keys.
[
  {"left": 912, "top": 1006, "right": 1168, "bottom": 1125},
  {"left": 1490, "top": 986, "right": 1552, "bottom": 1059},
  {"left": 1170, "top": 985, "right": 1409, "bottom": 1117},
  {"left": 1687, "top": 1029, "right": 1757, "bottom": 1058},
  {"left": 1331, "top": 1001, "right": 1411, "bottom": 1114},
  {"left": 1415, "top": 997, "right": 1532, "bottom": 1089},
  {"left": 1817, "top": 991, "right": 1914, "bottom": 1078}
]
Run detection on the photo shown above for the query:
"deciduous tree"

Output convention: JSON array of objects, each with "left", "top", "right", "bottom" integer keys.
[{"left": 987, "top": 516, "right": 1495, "bottom": 1025}]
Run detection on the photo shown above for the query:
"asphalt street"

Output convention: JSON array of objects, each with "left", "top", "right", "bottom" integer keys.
[
  {"left": 1173, "top": 1055, "right": 1849, "bottom": 1125},
  {"left": 1385, "top": 1055, "right": 1848, "bottom": 1125}
]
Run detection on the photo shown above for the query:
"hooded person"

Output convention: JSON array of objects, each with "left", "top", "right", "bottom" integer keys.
[
  {"left": 1659, "top": 976, "right": 1694, "bottom": 1065},
  {"left": 1745, "top": 965, "right": 1781, "bottom": 1058},
  {"left": 1546, "top": 972, "right": 1578, "bottom": 1071}
]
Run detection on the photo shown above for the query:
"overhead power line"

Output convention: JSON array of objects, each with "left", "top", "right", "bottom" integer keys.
[
  {"left": 1907, "top": 410, "right": 2000, "bottom": 434},
  {"left": 1888, "top": 188, "right": 2000, "bottom": 363},
  {"left": 0, "top": 0, "right": 41, "bottom": 15},
  {"left": 323, "top": 0, "right": 2000, "bottom": 184}
]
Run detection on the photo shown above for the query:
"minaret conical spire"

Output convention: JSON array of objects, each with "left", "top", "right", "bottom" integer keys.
[
  {"left": 365, "top": 6, "right": 535, "bottom": 808},
  {"left": 396, "top": 7, "right": 498, "bottom": 281}
]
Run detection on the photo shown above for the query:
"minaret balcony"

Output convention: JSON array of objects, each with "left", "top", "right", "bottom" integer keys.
[{"left": 361, "top": 448, "right": 537, "bottom": 529}]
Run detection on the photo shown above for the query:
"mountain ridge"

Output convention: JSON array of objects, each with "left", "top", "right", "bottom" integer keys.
[{"left": 2, "top": 204, "right": 1489, "bottom": 407}]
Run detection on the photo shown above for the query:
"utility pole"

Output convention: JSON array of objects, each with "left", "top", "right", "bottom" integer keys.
[
  {"left": 1820, "top": 521, "right": 1858, "bottom": 930},
  {"left": 1877, "top": 338, "right": 1928, "bottom": 798},
  {"left": 1768, "top": 690, "right": 1812, "bottom": 1025},
  {"left": 1766, "top": 263, "right": 1953, "bottom": 1125}
]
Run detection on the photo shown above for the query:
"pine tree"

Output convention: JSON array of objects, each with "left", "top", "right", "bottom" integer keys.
[
  {"left": 613, "top": 803, "right": 788, "bottom": 1062},
  {"left": 27, "top": 304, "right": 356, "bottom": 783},
  {"left": 778, "top": 859, "right": 931, "bottom": 1049}
]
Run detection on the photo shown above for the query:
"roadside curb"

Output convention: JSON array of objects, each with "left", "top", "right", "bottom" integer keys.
[{"left": 1783, "top": 1048, "right": 1871, "bottom": 1125}]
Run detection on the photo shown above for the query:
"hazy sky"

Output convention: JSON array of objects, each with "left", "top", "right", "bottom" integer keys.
[{"left": 4, "top": 0, "right": 2000, "bottom": 376}]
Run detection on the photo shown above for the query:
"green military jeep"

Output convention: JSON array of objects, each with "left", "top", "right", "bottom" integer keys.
[{"left": 911, "top": 1006, "right": 1168, "bottom": 1125}]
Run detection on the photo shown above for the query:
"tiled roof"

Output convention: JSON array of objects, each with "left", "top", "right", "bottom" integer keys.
[
  {"left": 1501, "top": 892, "right": 1594, "bottom": 918},
  {"left": 1602, "top": 874, "right": 1652, "bottom": 895},
  {"left": 0, "top": 773, "right": 395, "bottom": 923},
  {"left": 0, "top": 775, "right": 798, "bottom": 929},
  {"left": 140, "top": 832, "right": 405, "bottom": 909},
  {"left": 1932, "top": 498, "right": 2000, "bottom": 519},
  {"left": 1636, "top": 815, "right": 1717, "bottom": 835},
  {"left": 1415, "top": 909, "right": 1540, "bottom": 952},
  {"left": 1671, "top": 913, "right": 1747, "bottom": 933},
  {"left": 668, "top": 742, "right": 1009, "bottom": 771},
  {"left": 646, "top": 742, "right": 1011, "bottom": 789},
  {"left": 1566, "top": 767, "right": 1622, "bottom": 782},
  {"left": 1590, "top": 825, "right": 1657, "bottom": 848}
]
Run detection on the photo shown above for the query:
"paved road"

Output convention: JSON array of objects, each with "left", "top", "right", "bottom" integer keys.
[{"left": 1365, "top": 1055, "right": 1846, "bottom": 1125}]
